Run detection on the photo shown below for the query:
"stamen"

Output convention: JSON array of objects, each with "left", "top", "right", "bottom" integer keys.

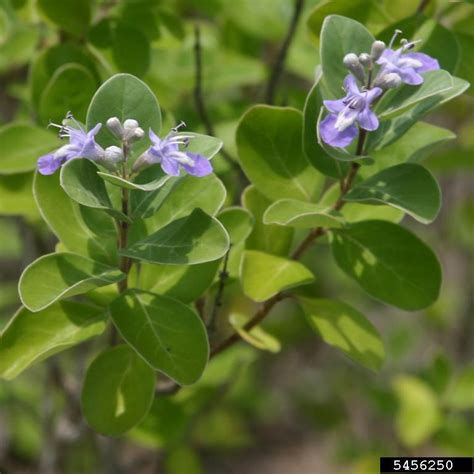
[
  {"left": 402, "top": 39, "right": 422, "bottom": 52},
  {"left": 172, "top": 120, "right": 187, "bottom": 133},
  {"left": 389, "top": 29, "right": 402, "bottom": 49}
]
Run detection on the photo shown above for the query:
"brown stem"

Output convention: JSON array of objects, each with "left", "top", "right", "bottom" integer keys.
[
  {"left": 208, "top": 245, "right": 232, "bottom": 332},
  {"left": 416, "top": 0, "right": 430, "bottom": 14},
  {"left": 265, "top": 0, "right": 305, "bottom": 104}
]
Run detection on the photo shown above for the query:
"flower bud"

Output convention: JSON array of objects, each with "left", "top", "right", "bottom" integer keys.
[
  {"left": 375, "top": 72, "right": 402, "bottom": 89},
  {"left": 104, "top": 145, "right": 124, "bottom": 164},
  {"left": 122, "top": 119, "right": 141, "bottom": 141},
  {"left": 359, "top": 53, "right": 372, "bottom": 67},
  {"left": 132, "top": 152, "right": 150, "bottom": 173},
  {"left": 123, "top": 119, "right": 139, "bottom": 129},
  {"left": 370, "top": 40, "right": 386, "bottom": 60},
  {"left": 131, "top": 127, "right": 145, "bottom": 142},
  {"left": 106, "top": 117, "right": 123, "bottom": 138},
  {"left": 343, "top": 53, "right": 366, "bottom": 83}
]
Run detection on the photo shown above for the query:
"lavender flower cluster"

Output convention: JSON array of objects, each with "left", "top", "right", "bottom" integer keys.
[
  {"left": 319, "top": 30, "right": 440, "bottom": 148},
  {"left": 37, "top": 114, "right": 213, "bottom": 178}
]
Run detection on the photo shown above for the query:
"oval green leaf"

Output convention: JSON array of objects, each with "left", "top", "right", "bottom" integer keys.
[
  {"left": 81, "top": 345, "right": 155, "bottom": 436},
  {"left": 345, "top": 164, "right": 441, "bottom": 224},
  {"left": 34, "top": 171, "right": 118, "bottom": 264},
  {"left": 241, "top": 250, "right": 314, "bottom": 302},
  {"left": 263, "top": 199, "right": 344, "bottom": 229},
  {"left": 86, "top": 73, "right": 161, "bottom": 154},
  {"left": 123, "top": 208, "right": 230, "bottom": 265},
  {"left": 0, "top": 301, "right": 106, "bottom": 380},
  {"left": 0, "top": 123, "right": 60, "bottom": 175},
  {"left": 299, "top": 297, "right": 385, "bottom": 371},
  {"left": 109, "top": 290, "right": 209, "bottom": 385},
  {"left": 236, "top": 106, "right": 324, "bottom": 202},
  {"left": 331, "top": 220, "right": 442, "bottom": 310},
  {"left": 217, "top": 207, "right": 254, "bottom": 245},
  {"left": 19, "top": 252, "right": 124, "bottom": 312}
]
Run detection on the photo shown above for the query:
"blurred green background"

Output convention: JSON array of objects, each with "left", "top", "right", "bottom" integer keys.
[{"left": 0, "top": 0, "right": 472, "bottom": 472}]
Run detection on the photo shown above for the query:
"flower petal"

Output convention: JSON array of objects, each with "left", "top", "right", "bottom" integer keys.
[
  {"left": 323, "top": 99, "right": 347, "bottom": 113},
  {"left": 37, "top": 153, "right": 62, "bottom": 175},
  {"left": 160, "top": 155, "right": 181, "bottom": 176},
  {"left": 358, "top": 107, "right": 379, "bottom": 132},
  {"left": 398, "top": 67, "right": 424, "bottom": 85},
  {"left": 366, "top": 87, "right": 383, "bottom": 103},
  {"left": 404, "top": 52, "right": 440, "bottom": 73},
  {"left": 343, "top": 75, "right": 360, "bottom": 94},
  {"left": 319, "top": 114, "right": 358, "bottom": 148},
  {"left": 148, "top": 128, "right": 161, "bottom": 145},
  {"left": 182, "top": 153, "right": 213, "bottom": 177}
]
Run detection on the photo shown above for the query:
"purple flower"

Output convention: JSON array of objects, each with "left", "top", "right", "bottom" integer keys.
[
  {"left": 376, "top": 42, "right": 439, "bottom": 86},
  {"left": 37, "top": 118, "right": 104, "bottom": 175},
  {"left": 319, "top": 75, "right": 382, "bottom": 148},
  {"left": 135, "top": 127, "right": 212, "bottom": 177}
]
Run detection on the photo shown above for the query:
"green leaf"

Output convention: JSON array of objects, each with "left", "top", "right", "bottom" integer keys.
[
  {"left": 303, "top": 71, "right": 347, "bottom": 178},
  {"left": 81, "top": 345, "right": 155, "bottom": 435},
  {"left": 98, "top": 166, "right": 170, "bottom": 192},
  {"left": 229, "top": 314, "right": 281, "bottom": 353},
  {"left": 130, "top": 261, "right": 220, "bottom": 304},
  {"left": 241, "top": 250, "right": 314, "bottom": 302},
  {"left": 377, "top": 70, "right": 454, "bottom": 120},
  {"left": 0, "top": 173, "right": 39, "bottom": 219},
  {"left": 320, "top": 183, "right": 404, "bottom": 223},
  {"left": 182, "top": 132, "right": 223, "bottom": 159},
  {"left": 445, "top": 365, "right": 474, "bottom": 410},
  {"left": 331, "top": 220, "right": 441, "bottom": 310},
  {"left": 86, "top": 73, "right": 161, "bottom": 154},
  {"left": 137, "top": 174, "right": 226, "bottom": 227},
  {"left": 217, "top": 207, "right": 254, "bottom": 245},
  {"left": 38, "top": 63, "right": 96, "bottom": 125},
  {"left": 365, "top": 122, "right": 455, "bottom": 176},
  {"left": 34, "top": 172, "right": 118, "bottom": 264},
  {"left": 345, "top": 164, "right": 441, "bottom": 224},
  {"left": 307, "top": 0, "right": 388, "bottom": 41},
  {"left": 299, "top": 297, "right": 385, "bottom": 371},
  {"left": 0, "top": 301, "right": 106, "bottom": 380},
  {"left": 60, "top": 159, "right": 125, "bottom": 220},
  {"left": 319, "top": 15, "right": 374, "bottom": 99},
  {"left": 263, "top": 199, "right": 344, "bottom": 229},
  {"left": 0, "top": 123, "right": 60, "bottom": 174},
  {"left": 367, "top": 76, "right": 469, "bottom": 150},
  {"left": 236, "top": 106, "right": 323, "bottom": 202},
  {"left": 30, "top": 43, "right": 98, "bottom": 109},
  {"left": 19, "top": 252, "right": 124, "bottom": 312},
  {"left": 242, "top": 185, "right": 294, "bottom": 256},
  {"left": 123, "top": 208, "right": 229, "bottom": 265},
  {"left": 109, "top": 290, "right": 209, "bottom": 385},
  {"left": 38, "top": 0, "right": 91, "bottom": 37},
  {"left": 111, "top": 23, "right": 150, "bottom": 77},
  {"left": 393, "top": 376, "right": 442, "bottom": 447}
]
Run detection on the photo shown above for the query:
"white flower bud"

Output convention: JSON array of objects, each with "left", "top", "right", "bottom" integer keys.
[
  {"left": 122, "top": 119, "right": 141, "bottom": 141},
  {"left": 359, "top": 53, "right": 372, "bottom": 67},
  {"left": 104, "top": 145, "right": 124, "bottom": 163},
  {"left": 133, "top": 127, "right": 145, "bottom": 140},
  {"left": 106, "top": 117, "right": 123, "bottom": 138},
  {"left": 371, "top": 40, "right": 386, "bottom": 60},
  {"left": 132, "top": 152, "right": 151, "bottom": 173},
  {"left": 123, "top": 119, "right": 139, "bottom": 129},
  {"left": 343, "top": 53, "right": 366, "bottom": 83},
  {"left": 375, "top": 72, "right": 402, "bottom": 89}
]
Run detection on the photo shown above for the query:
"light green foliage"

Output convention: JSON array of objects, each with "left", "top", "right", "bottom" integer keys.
[
  {"left": 241, "top": 250, "right": 314, "bottom": 302},
  {"left": 19, "top": 252, "right": 124, "bottom": 312},
  {"left": 331, "top": 221, "right": 442, "bottom": 310},
  {"left": 0, "top": 302, "right": 106, "bottom": 379},
  {"left": 0, "top": 123, "right": 60, "bottom": 174},
  {"left": 81, "top": 345, "right": 155, "bottom": 435},
  {"left": 393, "top": 376, "right": 442, "bottom": 447},
  {"left": 236, "top": 106, "right": 324, "bottom": 202},
  {"left": 299, "top": 298, "right": 385, "bottom": 370},
  {"left": 109, "top": 290, "right": 209, "bottom": 385},
  {"left": 123, "top": 209, "right": 229, "bottom": 265},
  {"left": 345, "top": 164, "right": 441, "bottom": 223},
  {"left": 263, "top": 199, "right": 344, "bottom": 228}
]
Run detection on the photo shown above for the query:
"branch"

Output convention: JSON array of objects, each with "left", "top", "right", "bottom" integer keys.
[
  {"left": 193, "top": 24, "right": 241, "bottom": 168},
  {"left": 265, "top": 0, "right": 305, "bottom": 104},
  {"left": 207, "top": 245, "right": 232, "bottom": 332},
  {"left": 416, "top": 0, "right": 431, "bottom": 15}
]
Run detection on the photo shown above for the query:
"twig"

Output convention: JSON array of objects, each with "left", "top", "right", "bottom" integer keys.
[
  {"left": 265, "top": 0, "right": 305, "bottom": 104},
  {"left": 192, "top": 25, "right": 240, "bottom": 167},
  {"left": 207, "top": 245, "right": 232, "bottom": 332},
  {"left": 416, "top": 0, "right": 431, "bottom": 14}
]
